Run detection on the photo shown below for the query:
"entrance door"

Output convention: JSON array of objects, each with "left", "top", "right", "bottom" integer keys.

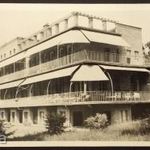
[
  {"left": 73, "top": 111, "right": 83, "bottom": 126},
  {"left": 18, "top": 110, "right": 23, "bottom": 123},
  {"left": 7, "top": 110, "right": 11, "bottom": 122}
]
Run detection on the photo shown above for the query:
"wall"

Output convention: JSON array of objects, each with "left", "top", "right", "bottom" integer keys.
[{"left": 116, "top": 23, "right": 144, "bottom": 66}]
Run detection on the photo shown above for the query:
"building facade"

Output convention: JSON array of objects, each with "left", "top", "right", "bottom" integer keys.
[{"left": 0, "top": 12, "right": 150, "bottom": 127}]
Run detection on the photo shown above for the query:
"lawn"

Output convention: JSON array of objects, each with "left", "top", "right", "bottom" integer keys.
[{"left": 8, "top": 120, "right": 150, "bottom": 141}]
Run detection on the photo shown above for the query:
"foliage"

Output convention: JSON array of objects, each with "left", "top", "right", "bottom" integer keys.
[
  {"left": 45, "top": 113, "right": 66, "bottom": 135},
  {"left": 0, "top": 119, "right": 14, "bottom": 137},
  {"left": 84, "top": 113, "right": 108, "bottom": 129}
]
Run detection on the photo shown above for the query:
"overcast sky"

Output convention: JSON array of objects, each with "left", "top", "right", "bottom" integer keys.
[{"left": 0, "top": 4, "right": 150, "bottom": 46}]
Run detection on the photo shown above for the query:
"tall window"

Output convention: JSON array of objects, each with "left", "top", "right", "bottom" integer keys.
[
  {"left": 11, "top": 112, "right": 15, "bottom": 122},
  {"left": 104, "top": 48, "right": 110, "bottom": 61},
  {"left": 134, "top": 51, "right": 139, "bottom": 60},
  {"left": 15, "top": 58, "right": 25, "bottom": 72},
  {"left": 29, "top": 53, "right": 40, "bottom": 67},
  {"left": 126, "top": 49, "right": 131, "bottom": 64}
]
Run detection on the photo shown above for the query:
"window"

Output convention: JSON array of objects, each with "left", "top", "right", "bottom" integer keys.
[
  {"left": 104, "top": 48, "right": 110, "bottom": 61},
  {"left": 39, "top": 111, "right": 45, "bottom": 122},
  {"left": 134, "top": 51, "right": 139, "bottom": 60},
  {"left": 10, "top": 51, "right": 12, "bottom": 55},
  {"left": 4, "top": 53, "right": 6, "bottom": 58},
  {"left": 29, "top": 53, "right": 40, "bottom": 67},
  {"left": 127, "top": 58, "right": 131, "bottom": 64},
  {"left": 15, "top": 58, "right": 25, "bottom": 72},
  {"left": 5, "top": 64, "right": 14, "bottom": 75},
  {"left": 126, "top": 50, "right": 131, "bottom": 56},
  {"left": 11, "top": 112, "right": 15, "bottom": 122},
  {"left": 1, "top": 112, "right": 4, "bottom": 119},
  {"left": 13, "top": 49, "right": 16, "bottom": 54},
  {"left": 24, "top": 112, "right": 28, "bottom": 122}
]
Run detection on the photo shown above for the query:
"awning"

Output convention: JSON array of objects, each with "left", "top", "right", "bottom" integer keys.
[
  {"left": 0, "top": 79, "right": 24, "bottom": 90},
  {"left": 0, "top": 52, "right": 26, "bottom": 68},
  {"left": 21, "top": 65, "right": 79, "bottom": 85},
  {"left": 71, "top": 65, "right": 109, "bottom": 81},
  {"left": 26, "top": 30, "right": 90, "bottom": 56},
  {"left": 100, "top": 65, "right": 150, "bottom": 73},
  {"left": 81, "top": 30, "right": 130, "bottom": 47}
]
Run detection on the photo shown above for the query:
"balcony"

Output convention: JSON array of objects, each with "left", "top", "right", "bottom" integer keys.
[
  {"left": 0, "top": 49, "right": 145, "bottom": 84},
  {"left": 28, "top": 49, "right": 144, "bottom": 77},
  {"left": 0, "top": 91, "right": 150, "bottom": 108}
]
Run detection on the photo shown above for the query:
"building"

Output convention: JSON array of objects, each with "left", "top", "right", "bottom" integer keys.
[{"left": 0, "top": 12, "right": 150, "bottom": 127}]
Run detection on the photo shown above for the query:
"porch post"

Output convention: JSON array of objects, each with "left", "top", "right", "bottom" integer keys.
[
  {"left": 105, "top": 71, "right": 114, "bottom": 96},
  {"left": 29, "top": 84, "right": 33, "bottom": 97},
  {"left": 84, "top": 81, "right": 87, "bottom": 95},
  {"left": 46, "top": 80, "right": 51, "bottom": 95}
]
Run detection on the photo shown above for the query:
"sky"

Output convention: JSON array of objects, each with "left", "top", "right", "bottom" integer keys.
[{"left": 0, "top": 4, "right": 150, "bottom": 46}]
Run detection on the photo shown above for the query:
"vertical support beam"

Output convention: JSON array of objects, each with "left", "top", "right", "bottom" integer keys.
[
  {"left": 64, "top": 19, "right": 68, "bottom": 30},
  {"left": 84, "top": 81, "right": 87, "bottom": 95},
  {"left": 47, "top": 80, "right": 51, "bottom": 95},
  {"left": 29, "top": 84, "right": 33, "bottom": 97},
  {"left": 88, "top": 17, "right": 93, "bottom": 28},
  {"left": 102, "top": 20, "right": 107, "bottom": 31}
]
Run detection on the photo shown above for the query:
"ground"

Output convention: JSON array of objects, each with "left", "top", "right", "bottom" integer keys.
[{"left": 7, "top": 121, "right": 150, "bottom": 141}]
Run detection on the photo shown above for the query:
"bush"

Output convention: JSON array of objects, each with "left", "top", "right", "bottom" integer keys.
[
  {"left": 45, "top": 113, "right": 66, "bottom": 135},
  {"left": 84, "top": 113, "right": 108, "bottom": 129},
  {"left": 0, "top": 119, "right": 5, "bottom": 135},
  {"left": 0, "top": 119, "right": 14, "bottom": 137}
]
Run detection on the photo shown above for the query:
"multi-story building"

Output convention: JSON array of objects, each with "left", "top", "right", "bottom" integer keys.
[{"left": 0, "top": 12, "right": 150, "bottom": 127}]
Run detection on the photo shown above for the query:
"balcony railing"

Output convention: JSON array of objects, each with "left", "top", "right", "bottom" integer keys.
[
  {"left": 0, "top": 49, "right": 145, "bottom": 84},
  {"left": 0, "top": 91, "right": 150, "bottom": 108}
]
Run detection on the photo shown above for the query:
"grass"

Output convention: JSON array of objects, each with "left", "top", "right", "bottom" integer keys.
[{"left": 8, "top": 120, "right": 150, "bottom": 141}]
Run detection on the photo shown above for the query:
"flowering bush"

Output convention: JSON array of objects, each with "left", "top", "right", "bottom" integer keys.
[{"left": 84, "top": 113, "right": 108, "bottom": 129}]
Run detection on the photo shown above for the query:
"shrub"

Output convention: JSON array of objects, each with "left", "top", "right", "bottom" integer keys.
[
  {"left": 0, "top": 119, "right": 14, "bottom": 137},
  {"left": 84, "top": 113, "right": 108, "bottom": 129},
  {"left": 0, "top": 119, "right": 5, "bottom": 135},
  {"left": 45, "top": 113, "right": 66, "bottom": 135}
]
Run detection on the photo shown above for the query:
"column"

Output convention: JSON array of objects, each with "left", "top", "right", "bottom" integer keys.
[
  {"left": 84, "top": 81, "right": 87, "bottom": 95},
  {"left": 88, "top": 17, "right": 93, "bottom": 28},
  {"left": 102, "top": 20, "right": 107, "bottom": 31}
]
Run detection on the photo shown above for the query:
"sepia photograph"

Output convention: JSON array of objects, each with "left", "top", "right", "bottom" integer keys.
[{"left": 0, "top": 3, "right": 150, "bottom": 146}]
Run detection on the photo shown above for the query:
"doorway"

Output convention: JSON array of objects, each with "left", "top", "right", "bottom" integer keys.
[
  {"left": 73, "top": 111, "right": 83, "bottom": 126},
  {"left": 18, "top": 110, "right": 23, "bottom": 123}
]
